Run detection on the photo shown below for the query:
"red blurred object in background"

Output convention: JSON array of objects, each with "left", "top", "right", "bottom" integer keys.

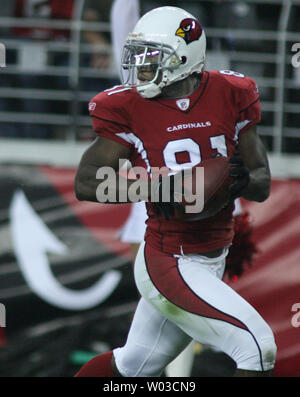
[
  {"left": 225, "top": 212, "right": 258, "bottom": 280},
  {"left": 14, "top": 0, "right": 74, "bottom": 40}
]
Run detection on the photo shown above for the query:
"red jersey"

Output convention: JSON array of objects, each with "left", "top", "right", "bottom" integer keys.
[{"left": 89, "top": 70, "right": 261, "bottom": 255}]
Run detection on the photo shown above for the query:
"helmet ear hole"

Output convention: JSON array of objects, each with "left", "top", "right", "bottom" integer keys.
[{"left": 181, "top": 56, "right": 187, "bottom": 65}]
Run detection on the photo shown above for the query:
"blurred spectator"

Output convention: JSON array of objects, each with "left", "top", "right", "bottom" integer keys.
[
  {"left": 13, "top": 0, "right": 74, "bottom": 40},
  {"left": 81, "top": 0, "right": 117, "bottom": 89},
  {"left": 78, "top": 0, "right": 120, "bottom": 141},
  {"left": 0, "top": 0, "right": 76, "bottom": 139},
  {"left": 82, "top": 0, "right": 112, "bottom": 70},
  {"left": 0, "top": 0, "right": 113, "bottom": 140}
]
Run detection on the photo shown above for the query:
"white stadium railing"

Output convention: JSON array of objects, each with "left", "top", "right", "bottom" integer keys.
[
  {"left": 1, "top": 137, "right": 300, "bottom": 179},
  {"left": 0, "top": 0, "right": 299, "bottom": 156}
]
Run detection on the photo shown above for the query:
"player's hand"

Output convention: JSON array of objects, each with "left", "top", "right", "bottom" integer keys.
[
  {"left": 228, "top": 155, "right": 250, "bottom": 199},
  {"left": 152, "top": 173, "right": 185, "bottom": 220}
]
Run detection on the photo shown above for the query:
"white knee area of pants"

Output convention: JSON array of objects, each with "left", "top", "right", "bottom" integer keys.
[
  {"left": 259, "top": 335, "right": 277, "bottom": 371},
  {"left": 112, "top": 317, "right": 169, "bottom": 377},
  {"left": 221, "top": 324, "right": 277, "bottom": 371},
  {"left": 113, "top": 345, "right": 163, "bottom": 377},
  {"left": 112, "top": 298, "right": 192, "bottom": 377},
  {"left": 113, "top": 328, "right": 190, "bottom": 378}
]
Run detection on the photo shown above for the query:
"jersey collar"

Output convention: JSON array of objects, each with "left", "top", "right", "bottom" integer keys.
[{"left": 154, "top": 71, "right": 209, "bottom": 113}]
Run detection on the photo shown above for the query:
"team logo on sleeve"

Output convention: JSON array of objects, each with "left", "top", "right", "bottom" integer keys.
[
  {"left": 175, "top": 18, "right": 202, "bottom": 45},
  {"left": 89, "top": 102, "right": 96, "bottom": 111}
]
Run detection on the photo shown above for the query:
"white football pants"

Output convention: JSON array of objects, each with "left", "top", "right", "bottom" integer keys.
[{"left": 114, "top": 242, "right": 276, "bottom": 376}]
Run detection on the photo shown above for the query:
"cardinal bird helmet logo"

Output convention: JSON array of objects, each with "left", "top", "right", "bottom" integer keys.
[{"left": 175, "top": 18, "right": 202, "bottom": 45}]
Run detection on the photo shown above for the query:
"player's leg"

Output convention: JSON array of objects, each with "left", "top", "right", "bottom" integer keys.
[
  {"left": 122, "top": 240, "right": 196, "bottom": 377},
  {"left": 75, "top": 296, "right": 191, "bottom": 377},
  {"left": 234, "top": 368, "right": 273, "bottom": 377},
  {"left": 165, "top": 340, "right": 196, "bottom": 377},
  {"left": 113, "top": 297, "right": 192, "bottom": 377},
  {"left": 118, "top": 202, "right": 196, "bottom": 377},
  {"left": 135, "top": 242, "right": 277, "bottom": 376},
  {"left": 74, "top": 351, "right": 114, "bottom": 377}
]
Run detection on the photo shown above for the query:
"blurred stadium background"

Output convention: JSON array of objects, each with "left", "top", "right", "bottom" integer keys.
[{"left": 0, "top": 0, "right": 300, "bottom": 377}]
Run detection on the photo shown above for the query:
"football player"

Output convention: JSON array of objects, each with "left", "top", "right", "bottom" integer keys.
[
  {"left": 112, "top": 0, "right": 196, "bottom": 377},
  {"left": 74, "top": 6, "right": 276, "bottom": 377}
]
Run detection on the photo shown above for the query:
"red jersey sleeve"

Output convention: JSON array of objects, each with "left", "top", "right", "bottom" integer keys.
[
  {"left": 217, "top": 71, "right": 261, "bottom": 140},
  {"left": 232, "top": 74, "right": 261, "bottom": 139},
  {"left": 88, "top": 87, "right": 134, "bottom": 148}
]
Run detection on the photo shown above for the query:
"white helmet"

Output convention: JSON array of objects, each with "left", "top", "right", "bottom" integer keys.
[{"left": 121, "top": 6, "right": 206, "bottom": 98}]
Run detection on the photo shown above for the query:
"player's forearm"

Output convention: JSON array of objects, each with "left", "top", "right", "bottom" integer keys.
[
  {"left": 75, "top": 165, "right": 98, "bottom": 202},
  {"left": 241, "top": 167, "right": 270, "bottom": 202},
  {"left": 75, "top": 166, "right": 150, "bottom": 203}
]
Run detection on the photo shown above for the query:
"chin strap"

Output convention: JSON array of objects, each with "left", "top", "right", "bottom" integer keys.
[
  {"left": 137, "top": 82, "right": 162, "bottom": 98},
  {"left": 136, "top": 70, "right": 203, "bottom": 99}
]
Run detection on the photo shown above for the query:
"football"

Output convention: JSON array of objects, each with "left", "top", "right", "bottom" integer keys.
[{"left": 174, "top": 156, "right": 234, "bottom": 221}]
